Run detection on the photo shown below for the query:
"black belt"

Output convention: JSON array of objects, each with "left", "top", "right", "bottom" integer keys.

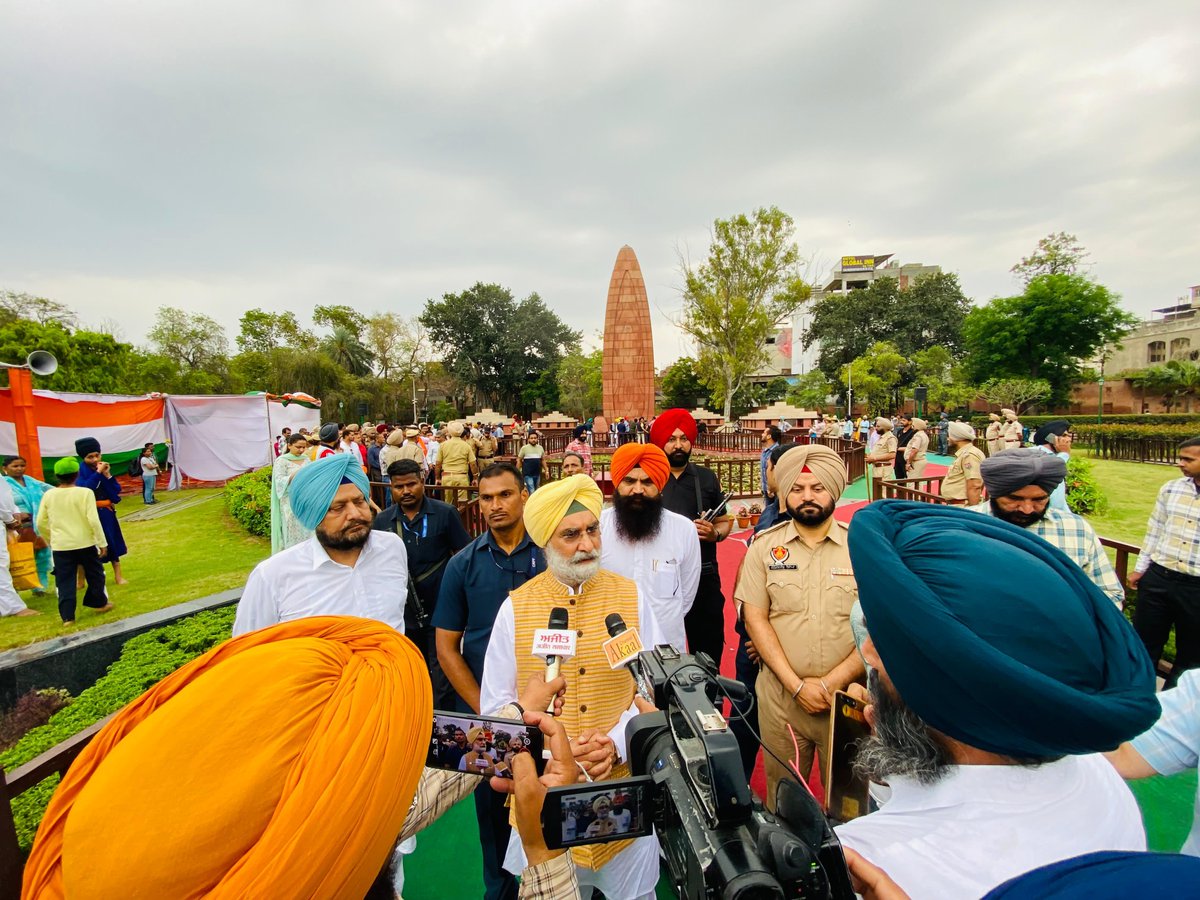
[{"left": 1149, "top": 562, "right": 1200, "bottom": 581}]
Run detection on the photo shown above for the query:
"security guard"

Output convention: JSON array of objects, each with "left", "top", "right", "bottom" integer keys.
[
  {"left": 437, "top": 424, "right": 477, "bottom": 492},
  {"left": 474, "top": 429, "right": 498, "bottom": 467},
  {"left": 1002, "top": 408, "right": 1023, "bottom": 449},
  {"left": 941, "top": 422, "right": 986, "bottom": 504},
  {"left": 735, "top": 444, "right": 863, "bottom": 810},
  {"left": 985, "top": 413, "right": 1004, "bottom": 456},
  {"left": 904, "top": 417, "right": 930, "bottom": 478},
  {"left": 865, "top": 417, "right": 898, "bottom": 501}
]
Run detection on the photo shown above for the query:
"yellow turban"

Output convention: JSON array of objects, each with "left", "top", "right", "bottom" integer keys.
[
  {"left": 23, "top": 617, "right": 431, "bottom": 899},
  {"left": 773, "top": 444, "right": 848, "bottom": 501},
  {"left": 522, "top": 473, "right": 603, "bottom": 547}
]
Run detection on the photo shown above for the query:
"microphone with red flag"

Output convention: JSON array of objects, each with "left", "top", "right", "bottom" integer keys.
[{"left": 532, "top": 606, "right": 573, "bottom": 712}]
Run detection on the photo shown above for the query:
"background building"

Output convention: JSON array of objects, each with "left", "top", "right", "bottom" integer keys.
[{"left": 1104, "top": 285, "right": 1200, "bottom": 373}]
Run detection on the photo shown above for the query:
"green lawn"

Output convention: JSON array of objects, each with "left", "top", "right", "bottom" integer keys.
[
  {"left": 0, "top": 488, "right": 269, "bottom": 651},
  {"left": 1078, "top": 453, "right": 1178, "bottom": 546}
]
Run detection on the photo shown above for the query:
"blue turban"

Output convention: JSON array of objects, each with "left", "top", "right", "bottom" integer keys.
[
  {"left": 288, "top": 454, "right": 370, "bottom": 531},
  {"left": 847, "top": 501, "right": 1159, "bottom": 758},
  {"left": 983, "top": 851, "right": 1200, "bottom": 899}
]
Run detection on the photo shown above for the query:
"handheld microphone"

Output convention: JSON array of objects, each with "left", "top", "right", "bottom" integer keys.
[
  {"left": 603, "top": 613, "right": 654, "bottom": 703},
  {"left": 543, "top": 606, "right": 570, "bottom": 712}
]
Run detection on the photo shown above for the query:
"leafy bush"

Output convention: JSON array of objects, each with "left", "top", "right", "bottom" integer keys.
[
  {"left": 0, "top": 689, "right": 72, "bottom": 752},
  {"left": 1065, "top": 457, "right": 1106, "bottom": 516},
  {"left": 0, "top": 606, "right": 235, "bottom": 852},
  {"left": 226, "top": 466, "right": 272, "bottom": 536},
  {"left": 1072, "top": 424, "right": 1200, "bottom": 441}
]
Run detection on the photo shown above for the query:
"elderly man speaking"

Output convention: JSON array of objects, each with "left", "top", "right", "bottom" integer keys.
[
  {"left": 736, "top": 444, "right": 864, "bottom": 808},
  {"left": 234, "top": 453, "right": 410, "bottom": 636},
  {"left": 480, "top": 474, "right": 666, "bottom": 900}
]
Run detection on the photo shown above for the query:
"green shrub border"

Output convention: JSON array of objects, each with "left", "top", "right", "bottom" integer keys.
[
  {"left": 226, "top": 467, "right": 272, "bottom": 537},
  {"left": 0, "top": 606, "right": 235, "bottom": 853}
]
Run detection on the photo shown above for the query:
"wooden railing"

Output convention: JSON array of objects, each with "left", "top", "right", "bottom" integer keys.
[
  {"left": 1085, "top": 434, "right": 1181, "bottom": 465},
  {"left": 370, "top": 482, "right": 486, "bottom": 538},
  {"left": 880, "top": 475, "right": 965, "bottom": 505}
]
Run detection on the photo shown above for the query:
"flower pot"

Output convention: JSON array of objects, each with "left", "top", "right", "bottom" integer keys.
[
  {"left": 748, "top": 514, "right": 761, "bottom": 526},
  {"left": 736, "top": 515, "right": 751, "bottom": 529}
]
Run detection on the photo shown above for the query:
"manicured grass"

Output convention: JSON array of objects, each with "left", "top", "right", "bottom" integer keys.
[
  {"left": 1077, "top": 453, "right": 1178, "bottom": 546},
  {"left": 0, "top": 488, "right": 268, "bottom": 651}
]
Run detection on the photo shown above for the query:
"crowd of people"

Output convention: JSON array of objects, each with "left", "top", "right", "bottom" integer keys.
[{"left": 9, "top": 402, "right": 1200, "bottom": 900}]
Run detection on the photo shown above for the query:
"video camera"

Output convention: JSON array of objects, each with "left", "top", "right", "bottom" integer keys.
[{"left": 542, "top": 644, "right": 856, "bottom": 899}]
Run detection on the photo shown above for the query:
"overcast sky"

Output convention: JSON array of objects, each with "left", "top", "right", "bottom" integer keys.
[{"left": 2, "top": 1, "right": 1197, "bottom": 369}]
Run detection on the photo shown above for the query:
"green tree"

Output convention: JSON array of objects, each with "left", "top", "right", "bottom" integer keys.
[
  {"left": 659, "top": 357, "right": 710, "bottom": 410},
  {"left": 557, "top": 349, "right": 603, "bottom": 419},
  {"left": 979, "top": 378, "right": 1051, "bottom": 414},
  {"left": 420, "top": 284, "right": 580, "bottom": 415},
  {"left": 805, "top": 273, "right": 970, "bottom": 381},
  {"left": 313, "top": 304, "right": 368, "bottom": 341},
  {"left": 146, "top": 307, "right": 231, "bottom": 393},
  {"left": 321, "top": 326, "right": 374, "bottom": 376},
  {"left": 679, "top": 206, "right": 810, "bottom": 418},
  {"left": 0, "top": 291, "right": 77, "bottom": 329},
  {"left": 842, "top": 341, "right": 907, "bottom": 412},
  {"left": 786, "top": 370, "right": 834, "bottom": 411},
  {"left": 911, "top": 345, "right": 977, "bottom": 411},
  {"left": 1011, "top": 232, "right": 1089, "bottom": 284},
  {"left": 236, "top": 309, "right": 314, "bottom": 354},
  {"left": 0, "top": 320, "right": 136, "bottom": 393},
  {"left": 963, "top": 274, "right": 1136, "bottom": 404}
]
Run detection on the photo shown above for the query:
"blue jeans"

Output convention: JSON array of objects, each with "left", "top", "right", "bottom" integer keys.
[
  {"left": 142, "top": 473, "right": 156, "bottom": 503},
  {"left": 524, "top": 475, "right": 540, "bottom": 494}
]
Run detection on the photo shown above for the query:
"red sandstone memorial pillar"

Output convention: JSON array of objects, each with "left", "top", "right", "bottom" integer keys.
[{"left": 602, "top": 245, "right": 656, "bottom": 421}]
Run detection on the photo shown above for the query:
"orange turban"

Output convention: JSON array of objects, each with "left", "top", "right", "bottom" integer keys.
[
  {"left": 650, "top": 408, "right": 697, "bottom": 447},
  {"left": 610, "top": 443, "right": 671, "bottom": 490},
  {"left": 23, "top": 617, "right": 431, "bottom": 899}
]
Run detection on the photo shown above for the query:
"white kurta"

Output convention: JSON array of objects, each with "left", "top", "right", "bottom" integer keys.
[
  {"left": 598, "top": 506, "right": 700, "bottom": 654},
  {"left": 835, "top": 754, "right": 1146, "bottom": 900},
  {"left": 0, "top": 480, "right": 28, "bottom": 615},
  {"left": 233, "top": 531, "right": 408, "bottom": 636},
  {"left": 478, "top": 576, "right": 667, "bottom": 900}
]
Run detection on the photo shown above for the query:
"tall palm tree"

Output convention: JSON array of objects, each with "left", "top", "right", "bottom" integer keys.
[
  {"left": 321, "top": 326, "right": 374, "bottom": 377},
  {"left": 1165, "top": 359, "right": 1200, "bottom": 413}
]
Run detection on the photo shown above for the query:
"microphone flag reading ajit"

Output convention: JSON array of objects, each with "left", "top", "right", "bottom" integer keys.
[{"left": 543, "top": 606, "right": 569, "bottom": 712}]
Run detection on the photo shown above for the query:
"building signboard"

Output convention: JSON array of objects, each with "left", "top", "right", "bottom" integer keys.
[{"left": 840, "top": 255, "right": 876, "bottom": 272}]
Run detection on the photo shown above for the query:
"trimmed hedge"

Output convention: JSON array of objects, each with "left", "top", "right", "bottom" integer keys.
[
  {"left": 226, "top": 466, "right": 272, "bottom": 537},
  {"left": 0, "top": 606, "right": 235, "bottom": 853},
  {"left": 971, "top": 413, "right": 1200, "bottom": 430}
]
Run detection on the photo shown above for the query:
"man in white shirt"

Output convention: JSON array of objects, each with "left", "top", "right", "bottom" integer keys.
[
  {"left": 234, "top": 453, "right": 408, "bottom": 636},
  {"left": 479, "top": 474, "right": 665, "bottom": 900},
  {"left": 599, "top": 443, "right": 700, "bottom": 653},
  {"left": 0, "top": 476, "right": 35, "bottom": 616},
  {"left": 835, "top": 501, "right": 1161, "bottom": 900}
]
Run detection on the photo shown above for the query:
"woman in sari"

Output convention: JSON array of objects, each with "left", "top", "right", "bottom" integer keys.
[
  {"left": 271, "top": 432, "right": 312, "bottom": 554},
  {"left": 3, "top": 455, "right": 52, "bottom": 595}
]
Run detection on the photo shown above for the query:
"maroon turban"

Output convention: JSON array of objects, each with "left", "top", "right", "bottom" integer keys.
[{"left": 650, "top": 409, "right": 698, "bottom": 448}]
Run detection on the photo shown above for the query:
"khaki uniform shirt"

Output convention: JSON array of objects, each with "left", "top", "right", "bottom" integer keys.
[
  {"left": 1003, "top": 420, "right": 1023, "bottom": 446},
  {"left": 872, "top": 431, "right": 898, "bottom": 478},
  {"left": 396, "top": 442, "right": 427, "bottom": 467},
  {"left": 735, "top": 519, "right": 858, "bottom": 679},
  {"left": 941, "top": 443, "right": 986, "bottom": 501},
  {"left": 439, "top": 436, "right": 476, "bottom": 475},
  {"left": 474, "top": 435, "right": 498, "bottom": 460},
  {"left": 906, "top": 430, "right": 929, "bottom": 463}
]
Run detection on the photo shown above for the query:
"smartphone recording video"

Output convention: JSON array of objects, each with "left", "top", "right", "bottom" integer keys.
[
  {"left": 542, "top": 777, "right": 654, "bottom": 849},
  {"left": 428, "top": 710, "right": 545, "bottom": 779}
]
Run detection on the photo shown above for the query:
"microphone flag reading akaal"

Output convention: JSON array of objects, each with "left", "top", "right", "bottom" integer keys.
[
  {"left": 603, "top": 613, "right": 653, "bottom": 703},
  {"left": 532, "top": 606, "right": 574, "bottom": 712}
]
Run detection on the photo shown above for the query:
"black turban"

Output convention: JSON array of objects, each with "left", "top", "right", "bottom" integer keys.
[
  {"left": 1032, "top": 419, "right": 1071, "bottom": 448},
  {"left": 847, "top": 501, "right": 1159, "bottom": 758},
  {"left": 980, "top": 448, "right": 1066, "bottom": 497},
  {"left": 75, "top": 437, "right": 101, "bottom": 457}
]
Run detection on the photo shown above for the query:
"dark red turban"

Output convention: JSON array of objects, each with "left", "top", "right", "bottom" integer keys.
[{"left": 650, "top": 408, "right": 697, "bottom": 448}]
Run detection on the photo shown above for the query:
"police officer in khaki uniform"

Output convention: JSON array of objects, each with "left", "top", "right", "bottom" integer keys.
[
  {"left": 865, "top": 416, "right": 898, "bottom": 501},
  {"left": 941, "top": 421, "right": 986, "bottom": 504},
  {"left": 736, "top": 444, "right": 864, "bottom": 810},
  {"left": 904, "top": 418, "right": 930, "bottom": 478},
  {"left": 1002, "top": 408, "right": 1023, "bottom": 449},
  {"left": 437, "top": 424, "right": 477, "bottom": 490},
  {"left": 474, "top": 429, "right": 498, "bottom": 467},
  {"left": 985, "top": 413, "right": 1003, "bottom": 456}
]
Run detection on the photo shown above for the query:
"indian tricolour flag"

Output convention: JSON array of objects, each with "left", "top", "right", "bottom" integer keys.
[{"left": 0, "top": 389, "right": 167, "bottom": 474}]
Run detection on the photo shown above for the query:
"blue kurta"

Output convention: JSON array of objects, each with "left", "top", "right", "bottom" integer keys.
[
  {"left": 76, "top": 464, "right": 127, "bottom": 561},
  {"left": 5, "top": 474, "right": 53, "bottom": 589}
]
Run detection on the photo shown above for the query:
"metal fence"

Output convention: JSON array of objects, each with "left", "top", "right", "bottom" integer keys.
[{"left": 1084, "top": 434, "right": 1181, "bottom": 465}]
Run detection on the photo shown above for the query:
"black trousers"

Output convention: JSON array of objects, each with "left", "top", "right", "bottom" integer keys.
[
  {"left": 1133, "top": 563, "right": 1200, "bottom": 688},
  {"left": 685, "top": 570, "right": 726, "bottom": 667},
  {"left": 410, "top": 622, "right": 457, "bottom": 711},
  {"left": 893, "top": 452, "right": 907, "bottom": 480},
  {"left": 52, "top": 547, "right": 107, "bottom": 623},
  {"left": 729, "top": 616, "right": 761, "bottom": 780}
]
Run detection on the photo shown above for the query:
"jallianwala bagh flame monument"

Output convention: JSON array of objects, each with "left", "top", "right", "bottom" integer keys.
[{"left": 602, "top": 245, "right": 656, "bottom": 420}]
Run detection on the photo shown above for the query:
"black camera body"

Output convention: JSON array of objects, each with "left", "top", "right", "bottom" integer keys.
[{"left": 626, "top": 644, "right": 856, "bottom": 900}]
